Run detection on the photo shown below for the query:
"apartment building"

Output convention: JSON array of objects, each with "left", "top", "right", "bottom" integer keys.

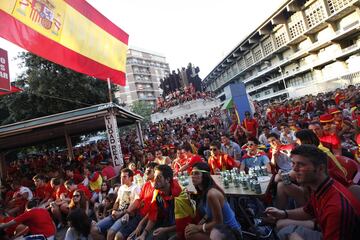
[
  {"left": 203, "top": 0, "right": 360, "bottom": 102},
  {"left": 115, "top": 48, "right": 170, "bottom": 106}
]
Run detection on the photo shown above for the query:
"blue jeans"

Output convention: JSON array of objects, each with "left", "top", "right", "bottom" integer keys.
[{"left": 96, "top": 215, "right": 122, "bottom": 233}]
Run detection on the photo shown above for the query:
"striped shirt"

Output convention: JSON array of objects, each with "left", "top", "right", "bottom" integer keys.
[{"left": 303, "top": 177, "right": 360, "bottom": 240}]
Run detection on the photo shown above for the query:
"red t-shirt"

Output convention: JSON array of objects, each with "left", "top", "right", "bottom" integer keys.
[
  {"left": 148, "top": 180, "right": 182, "bottom": 222},
  {"left": 34, "top": 183, "right": 53, "bottom": 201},
  {"left": 71, "top": 173, "right": 84, "bottom": 184},
  {"left": 328, "top": 159, "right": 350, "bottom": 187},
  {"left": 186, "top": 155, "right": 203, "bottom": 173},
  {"left": 54, "top": 185, "right": 68, "bottom": 200},
  {"left": 101, "top": 166, "right": 117, "bottom": 180},
  {"left": 242, "top": 118, "right": 258, "bottom": 138},
  {"left": 229, "top": 123, "right": 239, "bottom": 134},
  {"left": 208, "top": 153, "right": 237, "bottom": 174},
  {"left": 14, "top": 208, "right": 56, "bottom": 237},
  {"left": 0, "top": 216, "right": 17, "bottom": 237},
  {"left": 69, "top": 184, "right": 91, "bottom": 200},
  {"left": 138, "top": 181, "right": 155, "bottom": 217},
  {"left": 303, "top": 178, "right": 360, "bottom": 240},
  {"left": 319, "top": 134, "right": 341, "bottom": 152},
  {"left": 172, "top": 157, "right": 187, "bottom": 174}
]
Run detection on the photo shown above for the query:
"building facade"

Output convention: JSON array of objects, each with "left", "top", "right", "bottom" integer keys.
[
  {"left": 115, "top": 48, "right": 170, "bottom": 106},
  {"left": 203, "top": 0, "right": 360, "bottom": 103}
]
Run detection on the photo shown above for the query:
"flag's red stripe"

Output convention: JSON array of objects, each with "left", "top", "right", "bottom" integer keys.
[
  {"left": 0, "top": 86, "right": 22, "bottom": 96},
  {"left": 65, "top": 0, "right": 129, "bottom": 44},
  {"left": 0, "top": 10, "right": 125, "bottom": 85}
]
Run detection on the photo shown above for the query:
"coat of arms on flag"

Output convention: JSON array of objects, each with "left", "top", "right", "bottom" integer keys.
[{"left": 14, "top": 0, "right": 64, "bottom": 38}]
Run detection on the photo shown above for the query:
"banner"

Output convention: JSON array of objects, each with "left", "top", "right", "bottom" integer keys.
[
  {"left": 0, "top": 0, "right": 128, "bottom": 85},
  {"left": 0, "top": 48, "right": 10, "bottom": 91},
  {"left": 104, "top": 112, "right": 123, "bottom": 173},
  {"left": 0, "top": 86, "right": 22, "bottom": 96}
]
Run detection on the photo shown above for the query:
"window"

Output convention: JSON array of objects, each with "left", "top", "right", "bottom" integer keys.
[
  {"left": 305, "top": 1, "right": 327, "bottom": 28},
  {"left": 288, "top": 12, "right": 306, "bottom": 39},
  {"left": 262, "top": 37, "right": 274, "bottom": 56}
]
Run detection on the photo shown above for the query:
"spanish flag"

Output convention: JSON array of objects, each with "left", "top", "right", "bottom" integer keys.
[
  {"left": 0, "top": 0, "right": 128, "bottom": 85},
  {"left": 175, "top": 189, "right": 196, "bottom": 240}
]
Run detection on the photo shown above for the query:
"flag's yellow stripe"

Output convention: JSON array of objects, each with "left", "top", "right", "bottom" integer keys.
[{"left": 1, "top": 0, "right": 127, "bottom": 72}]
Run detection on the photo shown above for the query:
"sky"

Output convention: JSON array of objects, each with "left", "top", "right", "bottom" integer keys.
[{"left": 0, "top": 0, "right": 285, "bottom": 81}]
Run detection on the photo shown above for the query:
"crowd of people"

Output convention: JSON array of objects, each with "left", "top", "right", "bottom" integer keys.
[
  {"left": 154, "top": 85, "right": 215, "bottom": 113},
  {"left": 0, "top": 85, "right": 360, "bottom": 240}
]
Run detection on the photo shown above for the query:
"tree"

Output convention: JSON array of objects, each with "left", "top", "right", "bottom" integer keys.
[
  {"left": 0, "top": 52, "right": 117, "bottom": 125},
  {"left": 130, "top": 100, "right": 152, "bottom": 125}
]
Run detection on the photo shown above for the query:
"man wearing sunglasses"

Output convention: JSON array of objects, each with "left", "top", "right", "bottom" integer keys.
[{"left": 208, "top": 141, "right": 239, "bottom": 174}]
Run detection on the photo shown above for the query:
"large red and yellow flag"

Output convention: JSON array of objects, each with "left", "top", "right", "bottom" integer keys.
[{"left": 0, "top": 0, "right": 128, "bottom": 85}]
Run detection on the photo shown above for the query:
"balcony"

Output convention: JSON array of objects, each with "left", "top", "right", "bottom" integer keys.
[
  {"left": 252, "top": 89, "right": 289, "bottom": 101},
  {"left": 207, "top": 1, "right": 360, "bottom": 92},
  {"left": 243, "top": 20, "right": 360, "bottom": 91}
]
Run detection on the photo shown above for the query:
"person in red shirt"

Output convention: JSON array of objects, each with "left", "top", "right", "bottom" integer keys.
[
  {"left": 32, "top": 174, "right": 53, "bottom": 206},
  {"left": 171, "top": 149, "right": 188, "bottom": 175},
  {"left": 49, "top": 178, "right": 70, "bottom": 225},
  {"left": 64, "top": 179, "right": 91, "bottom": 200},
  {"left": 207, "top": 141, "right": 239, "bottom": 174},
  {"left": 0, "top": 199, "right": 56, "bottom": 239},
  {"left": 118, "top": 162, "right": 159, "bottom": 240},
  {"left": 329, "top": 107, "right": 354, "bottom": 139},
  {"left": 177, "top": 144, "right": 204, "bottom": 174},
  {"left": 229, "top": 114, "right": 239, "bottom": 135},
  {"left": 100, "top": 161, "right": 117, "bottom": 181},
  {"left": 65, "top": 166, "right": 84, "bottom": 184},
  {"left": 242, "top": 111, "right": 258, "bottom": 138},
  {"left": 265, "top": 145, "right": 360, "bottom": 240},
  {"left": 308, "top": 120, "right": 342, "bottom": 156}
]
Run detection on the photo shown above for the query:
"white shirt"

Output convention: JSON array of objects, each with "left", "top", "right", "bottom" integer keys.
[
  {"left": 19, "top": 186, "right": 33, "bottom": 201},
  {"left": 259, "top": 133, "right": 269, "bottom": 145},
  {"left": 116, "top": 182, "right": 140, "bottom": 211},
  {"left": 280, "top": 131, "right": 297, "bottom": 144}
]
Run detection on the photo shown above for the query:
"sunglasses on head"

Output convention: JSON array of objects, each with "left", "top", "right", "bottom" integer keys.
[{"left": 190, "top": 169, "right": 209, "bottom": 175}]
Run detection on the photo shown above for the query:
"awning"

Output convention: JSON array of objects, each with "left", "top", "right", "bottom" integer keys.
[
  {"left": 0, "top": 86, "right": 22, "bottom": 96},
  {"left": 0, "top": 103, "right": 143, "bottom": 151},
  {"left": 221, "top": 98, "right": 233, "bottom": 110}
]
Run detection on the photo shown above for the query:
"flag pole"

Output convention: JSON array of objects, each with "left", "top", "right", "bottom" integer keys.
[{"left": 107, "top": 78, "right": 113, "bottom": 103}]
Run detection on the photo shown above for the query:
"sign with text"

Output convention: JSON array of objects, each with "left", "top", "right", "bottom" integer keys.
[
  {"left": 0, "top": 48, "right": 10, "bottom": 91},
  {"left": 104, "top": 112, "right": 123, "bottom": 172}
]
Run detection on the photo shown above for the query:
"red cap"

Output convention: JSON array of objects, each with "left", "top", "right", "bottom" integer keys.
[
  {"left": 319, "top": 114, "right": 334, "bottom": 123},
  {"left": 328, "top": 108, "right": 341, "bottom": 115}
]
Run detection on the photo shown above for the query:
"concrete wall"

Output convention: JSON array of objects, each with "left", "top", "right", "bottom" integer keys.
[{"left": 150, "top": 99, "right": 221, "bottom": 122}]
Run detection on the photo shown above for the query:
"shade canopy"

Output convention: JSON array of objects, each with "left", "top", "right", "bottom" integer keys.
[{"left": 0, "top": 103, "right": 142, "bottom": 151}]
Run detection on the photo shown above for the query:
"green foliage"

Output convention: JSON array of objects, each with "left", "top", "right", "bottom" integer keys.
[
  {"left": 0, "top": 52, "right": 117, "bottom": 125},
  {"left": 130, "top": 100, "right": 152, "bottom": 125}
]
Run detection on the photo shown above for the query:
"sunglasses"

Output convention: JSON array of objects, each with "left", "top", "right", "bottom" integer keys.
[
  {"left": 210, "top": 148, "right": 217, "bottom": 151},
  {"left": 73, "top": 194, "right": 80, "bottom": 197}
]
